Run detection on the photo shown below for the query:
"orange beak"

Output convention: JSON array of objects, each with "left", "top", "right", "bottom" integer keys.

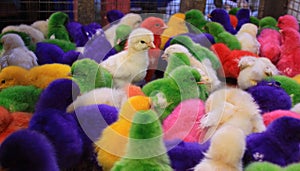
[
  {"left": 162, "top": 24, "right": 168, "bottom": 29},
  {"left": 207, "top": 14, "right": 212, "bottom": 18},
  {"left": 147, "top": 42, "right": 156, "bottom": 49}
]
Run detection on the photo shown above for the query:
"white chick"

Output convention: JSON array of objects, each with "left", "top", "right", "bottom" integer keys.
[
  {"left": 237, "top": 56, "right": 279, "bottom": 90},
  {"left": 31, "top": 20, "right": 48, "bottom": 38},
  {"left": 200, "top": 87, "right": 266, "bottom": 142},
  {"left": 162, "top": 44, "right": 222, "bottom": 92},
  {"left": 291, "top": 103, "right": 300, "bottom": 114},
  {"left": 0, "top": 34, "right": 38, "bottom": 70},
  {"left": 2, "top": 24, "right": 44, "bottom": 43},
  {"left": 194, "top": 125, "right": 245, "bottom": 171},
  {"left": 66, "top": 87, "right": 128, "bottom": 113},
  {"left": 100, "top": 28, "right": 155, "bottom": 88},
  {"left": 236, "top": 23, "right": 260, "bottom": 54},
  {"left": 104, "top": 13, "right": 142, "bottom": 46}
]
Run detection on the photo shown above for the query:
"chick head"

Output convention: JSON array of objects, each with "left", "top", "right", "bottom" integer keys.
[
  {"left": 1, "top": 34, "right": 25, "bottom": 50},
  {"left": 162, "top": 44, "right": 190, "bottom": 61},
  {"left": 128, "top": 28, "right": 155, "bottom": 51},
  {"left": 0, "top": 66, "right": 29, "bottom": 90}
]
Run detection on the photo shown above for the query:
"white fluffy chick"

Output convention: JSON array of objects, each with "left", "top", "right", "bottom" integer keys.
[
  {"left": 237, "top": 56, "right": 279, "bottom": 90},
  {"left": 236, "top": 23, "right": 260, "bottom": 54},
  {"left": 194, "top": 125, "right": 245, "bottom": 171},
  {"left": 162, "top": 44, "right": 222, "bottom": 92},
  {"left": 2, "top": 24, "right": 44, "bottom": 43},
  {"left": 31, "top": 20, "right": 48, "bottom": 38},
  {"left": 200, "top": 87, "right": 266, "bottom": 142},
  {"left": 66, "top": 87, "right": 128, "bottom": 113},
  {"left": 291, "top": 103, "right": 300, "bottom": 114},
  {"left": 0, "top": 34, "right": 38, "bottom": 70},
  {"left": 104, "top": 13, "right": 142, "bottom": 46},
  {"left": 100, "top": 28, "right": 155, "bottom": 88}
]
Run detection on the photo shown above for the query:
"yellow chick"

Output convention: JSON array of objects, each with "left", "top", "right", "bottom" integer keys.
[
  {"left": 160, "top": 13, "right": 188, "bottom": 49},
  {"left": 27, "top": 64, "right": 71, "bottom": 89},
  {"left": 293, "top": 74, "right": 300, "bottom": 84},
  {"left": 94, "top": 96, "right": 151, "bottom": 171},
  {"left": 0, "top": 64, "right": 71, "bottom": 90},
  {"left": 0, "top": 66, "right": 29, "bottom": 90}
]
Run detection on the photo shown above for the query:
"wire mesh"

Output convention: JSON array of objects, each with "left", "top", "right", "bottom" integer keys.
[
  {"left": 288, "top": 0, "right": 300, "bottom": 22},
  {"left": 0, "top": 0, "right": 76, "bottom": 31}
]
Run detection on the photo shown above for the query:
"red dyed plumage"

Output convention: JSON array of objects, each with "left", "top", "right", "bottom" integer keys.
[
  {"left": 211, "top": 43, "right": 258, "bottom": 79},
  {"left": 229, "top": 14, "right": 238, "bottom": 29},
  {"left": 277, "top": 28, "right": 300, "bottom": 77},
  {"left": 277, "top": 14, "right": 299, "bottom": 31}
]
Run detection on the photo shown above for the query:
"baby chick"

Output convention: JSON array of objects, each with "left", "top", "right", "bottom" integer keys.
[{"left": 100, "top": 28, "right": 155, "bottom": 88}]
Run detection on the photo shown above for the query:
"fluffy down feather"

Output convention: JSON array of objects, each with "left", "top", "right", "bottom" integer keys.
[
  {"left": 277, "top": 14, "right": 299, "bottom": 31},
  {"left": 2, "top": 24, "right": 45, "bottom": 43},
  {"left": 0, "top": 33, "right": 38, "bottom": 70},
  {"left": 100, "top": 28, "right": 155, "bottom": 88},
  {"left": 235, "top": 23, "right": 260, "bottom": 54},
  {"left": 0, "top": 129, "right": 59, "bottom": 171},
  {"left": 262, "top": 109, "right": 300, "bottom": 126},
  {"left": 104, "top": 13, "right": 142, "bottom": 46},
  {"left": 199, "top": 87, "right": 265, "bottom": 143},
  {"left": 31, "top": 20, "right": 48, "bottom": 38},
  {"left": 237, "top": 56, "right": 279, "bottom": 89},
  {"left": 194, "top": 125, "right": 246, "bottom": 171},
  {"left": 94, "top": 96, "right": 151, "bottom": 171}
]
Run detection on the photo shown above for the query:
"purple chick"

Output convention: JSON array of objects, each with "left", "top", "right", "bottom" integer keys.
[
  {"left": 0, "top": 129, "right": 59, "bottom": 171},
  {"left": 166, "top": 139, "right": 210, "bottom": 171},
  {"left": 30, "top": 79, "right": 83, "bottom": 169},
  {"left": 35, "top": 42, "right": 79, "bottom": 66},
  {"left": 236, "top": 8, "right": 251, "bottom": 31},
  {"left": 106, "top": 10, "right": 124, "bottom": 24},
  {"left": 246, "top": 80, "right": 292, "bottom": 114},
  {"left": 243, "top": 116, "right": 300, "bottom": 167},
  {"left": 209, "top": 8, "right": 237, "bottom": 34}
]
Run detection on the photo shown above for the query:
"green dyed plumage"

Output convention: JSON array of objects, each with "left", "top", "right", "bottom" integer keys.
[
  {"left": 114, "top": 24, "right": 132, "bottom": 52},
  {"left": 170, "top": 35, "right": 221, "bottom": 69},
  {"left": 71, "top": 58, "right": 112, "bottom": 93},
  {"left": 47, "top": 12, "right": 70, "bottom": 41},
  {"left": 111, "top": 110, "right": 172, "bottom": 171},
  {"left": 228, "top": 7, "right": 240, "bottom": 15},
  {"left": 164, "top": 52, "right": 190, "bottom": 77},
  {"left": 265, "top": 75, "right": 300, "bottom": 106},
  {"left": 258, "top": 16, "right": 279, "bottom": 33},
  {"left": 244, "top": 161, "right": 282, "bottom": 171},
  {"left": 205, "top": 22, "right": 241, "bottom": 50},
  {"left": 185, "top": 9, "right": 207, "bottom": 33},
  {"left": 0, "top": 31, "right": 34, "bottom": 51},
  {"left": 0, "top": 85, "right": 42, "bottom": 112},
  {"left": 43, "top": 39, "right": 76, "bottom": 52},
  {"left": 250, "top": 16, "right": 260, "bottom": 27},
  {"left": 142, "top": 65, "right": 208, "bottom": 121}
]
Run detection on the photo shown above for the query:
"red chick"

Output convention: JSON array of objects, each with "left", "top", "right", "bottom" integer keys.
[
  {"left": 277, "top": 14, "right": 299, "bottom": 31},
  {"left": 140, "top": 17, "right": 168, "bottom": 82},
  {"left": 229, "top": 14, "right": 238, "bottom": 29},
  {"left": 257, "top": 28, "right": 282, "bottom": 64},
  {"left": 211, "top": 43, "right": 258, "bottom": 80},
  {"left": 0, "top": 106, "right": 32, "bottom": 143},
  {"left": 277, "top": 28, "right": 300, "bottom": 77}
]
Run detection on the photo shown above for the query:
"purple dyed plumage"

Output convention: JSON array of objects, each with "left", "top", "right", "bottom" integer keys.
[
  {"left": 0, "top": 129, "right": 59, "bottom": 171},
  {"left": 106, "top": 10, "right": 124, "bottom": 23},
  {"left": 209, "top": 8, "right": 237, "bottom": 34},
  {"left": 246, "top": 80, "right": 292, "bottom": 114},
  {"left": 243, "top": 116, "right": 300, "bottom": 167},
  {"left": 166, "top": 139, "right": 210, "bottom": 171},
  {"left": 236, "top": 8, "right": 250, "bottom": 31},
  {"left": 35, "top": 42, "right": 79, "bottom": 65}
]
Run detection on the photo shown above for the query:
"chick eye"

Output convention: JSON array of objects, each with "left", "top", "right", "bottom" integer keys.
[
  {"left": 155, "top": 23, "right": 160, "bottom": 27},
  {"left": 1, "top": 80, "right": 5, "bottom": 84},
  {"left": 140, "top": 40, "right": 146, "bottom": 44}
]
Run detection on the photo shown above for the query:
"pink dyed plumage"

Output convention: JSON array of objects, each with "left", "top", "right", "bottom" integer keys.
[
  {"left": 163, "top": 99, "right": 205, "bottom": 142},
  {"left": 277, "top": 14, "right": 299, "bottom": 31},
  {"left": 257, "top": 28, "right": 282, "bottom": 64},
  {"left": 263, "top": 110, "right": 300, "bottom": 127}
]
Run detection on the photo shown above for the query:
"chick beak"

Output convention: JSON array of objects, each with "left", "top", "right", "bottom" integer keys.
[
  {"left": 207, "top": 14, "right": 212, "bottom": 18},
  {"left": 197, "top": 81, "right": 206, "bottom": 85},
  {"left": 67, "top": 72, "right": 73, "bottom": 77},
  {"left": 147, "top": 42, "right": 156, "bottom": 49},
  {"left": 162, "top": 24, "right": 168, "bottom": 29},
  {"left": 161, "top": 53, "right": 167, "bottom": 61}
]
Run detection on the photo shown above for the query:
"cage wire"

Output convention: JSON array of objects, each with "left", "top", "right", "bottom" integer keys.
[{"left": 288, "top": 0, "right": 300, "bottom": 22}]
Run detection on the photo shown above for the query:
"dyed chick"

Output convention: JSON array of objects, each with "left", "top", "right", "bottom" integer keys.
[
  {"left": 185, "top": 9, "right": 207, "bottom": 33},
  {"left": 235, "top": 23, "right": 260, "bottom": 54},
  {"left": 111, "top": 110, "right": 173, "bottom": 171},
  {"left": 208, "top": 8, "right": 237, "bottom": 34},
  {"left": 277, "top": 14, "right": 299, "bottom": 31},
  {"left": 100, "top": 28, "right": 155, "bottom": 88},
  {"left": 94, "top": 96, "right": 151, "bottom": 171},
  {"left": 47, "top": 11, "right": 70, "bottom": 41},
  {"left": 0, "top": 33, "right": 38, "bottom": 70}
]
